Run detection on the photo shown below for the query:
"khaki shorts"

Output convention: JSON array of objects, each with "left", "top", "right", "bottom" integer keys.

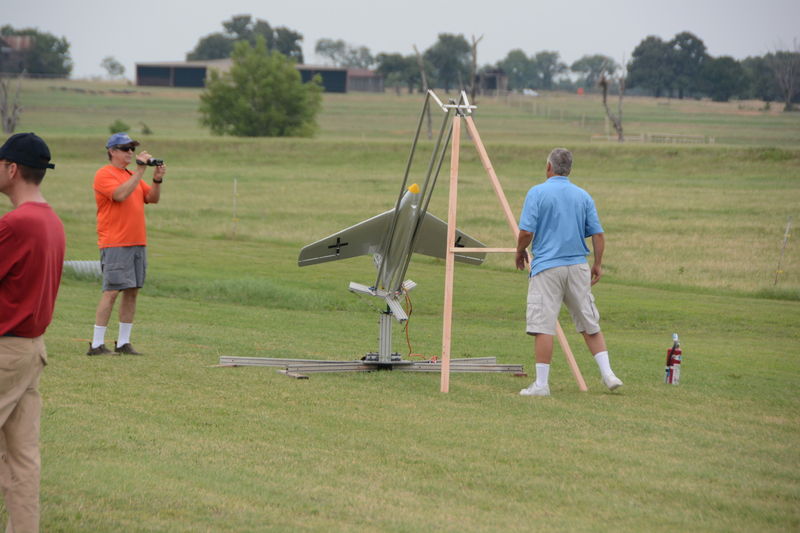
[
  {"left": 526, "top": 263, "right": 601, "bottom": 336},
  {"left": 100, "top": 246, "right": 147, "bottom": 291}
]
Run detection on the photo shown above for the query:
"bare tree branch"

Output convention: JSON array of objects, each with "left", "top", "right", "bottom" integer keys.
[
  {"left": 598, "top": 59, "right": 626, "bottom": 142},
  {"left": 0, "top": 73, "right": 24, "bottom": 135},
  {"left": 470, "top": 34, "right": 484, "bottom": 102},
  {"left": 413, "top": 44, "right": 432, "bottom": 140},
  {"left": 767, "top": 39, "right": 800, "bottom": 112}
]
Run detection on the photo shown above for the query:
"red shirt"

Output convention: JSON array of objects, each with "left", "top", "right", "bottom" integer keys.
[
  {"left": 0, "top": 202, "right": 66, "bottom": 337},
  {"left": 94, "top": 165, "right": 152, "bottom": 248}
]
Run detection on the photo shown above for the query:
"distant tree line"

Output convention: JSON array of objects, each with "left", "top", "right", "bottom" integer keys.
[
  {"left": 626, "top": 32, "right": 800, "bottom": 110},
  {"left": 3, "top": 18, "right": 797, "bottom": 111},
  {"left": 368, "top": 37, "right": 621, "bottom": 96},
  {"left": 371, "top": 31, "right": 800, "bottom": 110}
]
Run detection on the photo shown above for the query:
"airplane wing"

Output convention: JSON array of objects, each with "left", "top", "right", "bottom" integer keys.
[
  {"left": 298, "top": 210, "right": 393, "bottom": 266},
  {"left": 413, "top": 212, "right": 487, "bottom": 265}
]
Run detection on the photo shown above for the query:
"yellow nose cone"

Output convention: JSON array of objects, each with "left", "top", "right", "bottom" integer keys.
[{"left": 408, "top": 183, "right": 420, "bottom": 194}]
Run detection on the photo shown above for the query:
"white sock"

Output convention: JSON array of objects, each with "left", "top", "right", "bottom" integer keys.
[
  {"left": 594, "top": 351, "right": 613, "bottom": 377},
  {"left": 535, "top": 363, "right": 550, "bottom": 387},
  {"left": 118, "top": 322, "right": 133, "bottom": 346},
  {"left": 92, "top": 325, "right": 106, "bottom": 348}
]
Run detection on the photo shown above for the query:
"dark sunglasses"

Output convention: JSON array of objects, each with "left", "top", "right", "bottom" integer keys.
[{"left": 115, "top": 145, "right": 136, "bottom": 152}]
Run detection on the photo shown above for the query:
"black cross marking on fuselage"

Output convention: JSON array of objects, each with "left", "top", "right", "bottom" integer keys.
[
  {"left": 328, "top": 237, "right": 349, "bottom": 255},
  {"left": 454, "top": 236, "right": 465, "bottom": 248}
]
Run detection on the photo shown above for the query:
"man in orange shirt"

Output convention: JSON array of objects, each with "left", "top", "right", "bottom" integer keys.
[{"left": 87, "top": 133, "right": 166, "bottom": 355}]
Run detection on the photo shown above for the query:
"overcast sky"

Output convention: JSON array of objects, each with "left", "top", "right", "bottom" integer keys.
[{"left": 6, "top": 0, "right": 800, "bottom": 79}]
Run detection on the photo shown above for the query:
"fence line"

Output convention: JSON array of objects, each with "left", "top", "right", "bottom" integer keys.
[
  {"left": 502, "top": 92, "right": 718, "bottom": 144},
  {"left": 502, "top": 92, "right": 605, "bottom": 130},
  {"left": 590, "top": 133, "right": 715, "bottom": 144}
]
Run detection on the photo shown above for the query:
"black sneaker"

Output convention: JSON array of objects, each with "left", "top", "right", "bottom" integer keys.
[
  {"left": 86, "top": 343, "right": 113, "bottom": 356},
  {"left": 114, "top": 342, "right": 142, "bottom": 355}
]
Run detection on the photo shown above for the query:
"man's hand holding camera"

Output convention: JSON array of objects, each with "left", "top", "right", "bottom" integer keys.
[{"left": 135, "top": 150, "right": 166, "bottom": 184}]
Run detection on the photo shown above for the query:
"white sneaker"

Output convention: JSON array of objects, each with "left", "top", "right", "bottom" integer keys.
[
  {"left": 520, "top": 382, "right": 550, "bottom": 396},
  {"left": 602, "top": 374, "right": 623, "bottom": 391}
]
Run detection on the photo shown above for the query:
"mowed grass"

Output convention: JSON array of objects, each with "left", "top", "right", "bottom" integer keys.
[{"left": 1, "top": 80, "right": 799, "bottom": 531}]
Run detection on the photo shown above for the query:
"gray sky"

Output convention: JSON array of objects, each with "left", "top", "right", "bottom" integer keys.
[{"left": 6, "top": 0, "right": 800, "bottom": 79}]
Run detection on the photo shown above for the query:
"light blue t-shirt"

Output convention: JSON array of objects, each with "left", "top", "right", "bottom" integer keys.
[{"left": 518, "top": 176, "right": 603, "bottom": 277}]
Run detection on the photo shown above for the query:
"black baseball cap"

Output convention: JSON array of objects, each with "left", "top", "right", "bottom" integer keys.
[{"left": 0, "top": 132, "right": 55, "bottom": 169}]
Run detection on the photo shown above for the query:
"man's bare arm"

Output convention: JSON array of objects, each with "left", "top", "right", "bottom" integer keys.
[
  {"left": 145, "top": 164, "right": 165, "bottom": 204},
  {"left": 516, "top": 230, "right": 533, "bottom": 270},
  {"left": 111, "top": 166, "right": 146, "bottom": 202},
  {"left": 590, "top": 232, "right": 605, "bottom": 285}
]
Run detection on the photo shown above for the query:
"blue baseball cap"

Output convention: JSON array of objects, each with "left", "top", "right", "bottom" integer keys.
[
  {"left": 0, "top": 132, "right": 55, "bottom": 169},
  {"left": 105, "top": 132, "right": 140, "bottom": 149}
]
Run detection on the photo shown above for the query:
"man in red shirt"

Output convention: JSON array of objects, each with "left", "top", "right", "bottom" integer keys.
[
  {"left": 0, "top": 132, "right": 65, "bottom": 532},
  {"left": 88, "top": 133, "right": 165, "bottom": 356}
]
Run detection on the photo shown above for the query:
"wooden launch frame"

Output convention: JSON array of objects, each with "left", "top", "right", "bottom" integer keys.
[{"left": 438, "top": 93, "right": 588, "bottom": 394}]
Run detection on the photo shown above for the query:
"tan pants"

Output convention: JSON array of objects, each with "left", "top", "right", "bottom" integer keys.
[{"left": 0, "top": 336, "right": 46, "bottom": 533}]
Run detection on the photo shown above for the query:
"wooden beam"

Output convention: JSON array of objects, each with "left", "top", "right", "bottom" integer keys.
[
  {"left": 440, "top": 117, "right": 461, "bottom": 393},
  {"left": 451, "top": 247, "right": 516, "bottom": 253}
]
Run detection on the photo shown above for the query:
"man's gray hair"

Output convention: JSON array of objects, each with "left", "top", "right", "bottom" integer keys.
[{"left": 547, "top": 148, "right": 573, "bottom": 176}]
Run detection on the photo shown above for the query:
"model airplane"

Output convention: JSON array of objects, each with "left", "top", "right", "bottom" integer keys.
[
  {"left": 220, "top": 92, "right": 525, "bottom": 375},
  {"left": 298, "top": 182, "right": 486, "bottom": 321},
  {"left": 296, "top": 92, "right": 486, "bottom": 365}
]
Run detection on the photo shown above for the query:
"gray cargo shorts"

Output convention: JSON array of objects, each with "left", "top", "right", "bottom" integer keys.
[
  {"left": 100, "top": 246, "right": 147, "bottom": 291},
  {"left": 526, "top": 263, "right": 601, "bottom": 336}
]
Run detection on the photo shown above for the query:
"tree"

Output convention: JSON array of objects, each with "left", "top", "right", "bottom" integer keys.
[
  {"left": 424, "top": 33, "right": 471, "bottom": 92},
  {"left": 221, "top": 15, "right": 274, "bottom": 50},
  {"left": 100, "top": 56, "right": 125, "bottom": 79},
  {"left": 315, "top": 39, "right": 374, "bottom": 68},
  {"left": 222, "top": 15, "right": 255, "bottom": 42},
  {"left": 186, "top": 15, "right": 302, "bottom": 63},
  {"left": 571, "top": 55, "right": 618, "bottom": 89},
  {"left": 273, "top": 27, "right": 304, "bottom": 63},
  {"left": 346, "top": 46, "right": 374, "bottom": 69},
  {"left": 766, "top": 42, "right": 800, "bottom": 111},
  {"left": 315, "top": 38, "right": 346, "bottom": 65},
  {"left": 627, "top": 35, "right": 674, "bottom": 97},
  {"left": 187, "top": 33, "right": 234, "bottom": 61},
  {"left": 376, "top": 53, "right": 419, "bottom": 93},
  {"left": 531, "top": 51, "right": 567, "bottom": 90},
  {"left": 741, "top": 55, "right": 779, "bottom": 102},
  {"left": 669, "top": 31, "right": 708, "bottom": 98},
  {"left": 198, "top": 37, "right": 321, "bottom": 137},
  {"left": 0, "top": 25, "right": 72, "bottom": 76},
  {"left": 250, "top": 20, "right": 275, "bottom": 50},
  {"left": 701, "top": 56, "right": 745, "bottom": 102},
  {"left": 497, "top": 49, "right": 534, "bottom": 90}
]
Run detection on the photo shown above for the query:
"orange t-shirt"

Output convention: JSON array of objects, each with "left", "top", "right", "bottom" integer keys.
[{"left": 94, "top": 165, "right": 152, "bottom": 248}]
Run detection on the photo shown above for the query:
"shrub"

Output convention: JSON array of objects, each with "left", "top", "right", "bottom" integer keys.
[
  {"left": 198, "top": 37, "right": 322, "bottom": 137},
  {"left": 109, "top": 119, "right": 130, "bottom": 134}
]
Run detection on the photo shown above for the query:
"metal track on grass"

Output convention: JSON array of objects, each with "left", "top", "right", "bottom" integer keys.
[{"left": 218, "top": 356, "right": 524, "bottom": 376}]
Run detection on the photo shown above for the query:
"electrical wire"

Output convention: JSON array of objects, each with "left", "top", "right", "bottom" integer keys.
[{"left": 403, "top": 289, "right": 437, "bottom": 362}]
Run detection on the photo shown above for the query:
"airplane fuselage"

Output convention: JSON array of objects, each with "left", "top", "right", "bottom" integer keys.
[{"left": 375, "top": 184, "right": 421, "bottom": 293}]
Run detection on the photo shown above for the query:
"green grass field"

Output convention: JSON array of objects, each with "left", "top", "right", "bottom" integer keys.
[{"left": 2, "top": 79, "right": 799, "bottom": 532}]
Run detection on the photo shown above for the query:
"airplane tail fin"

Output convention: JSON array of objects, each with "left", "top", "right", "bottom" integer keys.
[{"left": 413, "top": 212, "right": 486, "bottom": 264}]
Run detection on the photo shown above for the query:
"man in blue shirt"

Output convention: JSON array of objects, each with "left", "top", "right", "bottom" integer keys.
[{"left": 515, "top": 148, "right": 622, "bottom": 396}]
